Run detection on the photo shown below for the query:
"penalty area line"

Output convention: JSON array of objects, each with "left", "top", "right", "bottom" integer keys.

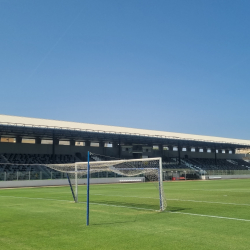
[
  {"left": 78, "top": 201, "right": 156, "bottom": 211},
  {"left": 0, "top": 195, "right": 157, "bottom": 211},
  {"left": 92, "top": 194, "right": 250, "bottom": 207},
  {"left": 167, "top": 198, "right": 250, "bottom": 207},
  {"left": 0, "top": 195, "right": 72, "bottom": 203},
  {"left": 168, "top": 211, "right": 250, "bottom": 222}
]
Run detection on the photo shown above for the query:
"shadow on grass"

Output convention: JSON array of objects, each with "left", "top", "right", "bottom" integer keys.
[
  {"left": 165, "top": 206, "right": 188, "bottom": 212},
  {"left": 89, "top": 198, "right": 159, "bottom": 211},
  {"left": 88, "top": 199, "right": 154, "bottom": 226},
  {"left": 91, "top": 218, "right": 138, "bottom": 226}
]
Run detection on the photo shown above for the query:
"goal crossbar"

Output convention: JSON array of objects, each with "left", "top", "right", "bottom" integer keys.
[{"left": 46, "top": 157, "right": 163, "bottom": 173}]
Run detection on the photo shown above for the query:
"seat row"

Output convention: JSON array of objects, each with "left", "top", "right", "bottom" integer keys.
[{"left": 0, "top": 153, "right": 76, "bottom": 172}]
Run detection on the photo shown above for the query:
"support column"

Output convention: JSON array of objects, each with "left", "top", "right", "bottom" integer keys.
[
  {"left": 195, "top": 147, "right": 199, "bottom": 153},
  {"left": 35, "top": 137, "right": 41, "bottom": 144},
  {"left": 112, "top": 142, "right": 119, "bottom": 158},
  {"left": 212, "top": 148, "right": 217, "bottom": 166},
  {"left": 52, "top": 138, "right": 59, "bottom": 163},
  {"left": 225, "top": 149, "right": 229, "bottom": 154},
  {"left": 70, "top": 139, "right": 75, "bottom": 146},
  {"left": 218, "top": 149, "right": 222, "bottom": 154},
  {"left": 99, "top": 141, "right": 105, "bottom": 155},
  {"left": 178, "top": 144, "right": 181, "bottom": 165},
  {"left": 118, "top": 137, "right": 121, "bottom": 158},
  {"left": 159, "top": 144, "right": 163, "bottom": 159},
  {"left": 85, "top": 141, "right": 91, "bottom": 147},
  {"left": 53, "top": 138, "right": 59, "bottom": 145},
  {"left": 16, "top": 136, "right": 22, "bottom": 143}
]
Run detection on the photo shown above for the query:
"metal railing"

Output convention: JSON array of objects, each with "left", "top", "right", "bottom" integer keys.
[
  {"left": 205, "top": 169, "right": 250, "bottom": 175},
  {"left": 163, "top": 169, "right": 250, "bottom": 181},
  {"left": 0, "top": 171, "right": 126, "bottom": 181},
  {"left": 0, "top": 169, "right": 249, "bottom": 182}
]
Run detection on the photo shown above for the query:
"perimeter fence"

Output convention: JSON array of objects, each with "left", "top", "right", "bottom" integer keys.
[{"left": 0, "top": 169, "right": 249, "bottom": 182}]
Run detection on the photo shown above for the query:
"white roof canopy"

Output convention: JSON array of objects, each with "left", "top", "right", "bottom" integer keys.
[{"left": 0, "top": 114, "right": 249, "bottom": 146}]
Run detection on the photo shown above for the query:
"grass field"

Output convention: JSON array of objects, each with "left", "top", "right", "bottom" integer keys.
[{"left": 0, "top": 179, "right": 250, "bottom": 250}]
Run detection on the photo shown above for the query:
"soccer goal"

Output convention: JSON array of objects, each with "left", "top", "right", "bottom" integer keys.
[
  {"left": 46, "top": 155, "right": 167, "bottom": 214},
  {"left": 0, "top": 155, "right": 166, "bottom": 225}
]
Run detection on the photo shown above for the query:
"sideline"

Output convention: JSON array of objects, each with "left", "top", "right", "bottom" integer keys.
[
  {"left": 0, "top": 195, "right": 156, "bottom": 211},
  {"left": 2, "top": 192, "right": 249, "bottom": 207},
  {"left": 0, "top": 195, "right": 72, "bottom": 203},
  {"left": 169, "top": 211, "right": 250, "bottom": 222},
  {"left": 167, "top": 198, "right": 250, "bottom": 207},
  {"left": 1, "top": 195, "right": 250, "bottom": 221},
  {"left": 93, "top": 194, "right": 250, "bottom": 207}
]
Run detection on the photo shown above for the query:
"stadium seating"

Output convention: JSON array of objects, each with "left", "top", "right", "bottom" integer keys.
[
  {"left": 162, "top": 163, "right": 187, "bottom": 169},
  {"left": 161, "top": 157, "right": 250, "bottom": 171},
  {"left": 3, "top": 153, "right": 75, "bottom": 164},
  {"left": 231, "top": 159, "right": 250, "bottom": 169},
  {"left": 182, "top": 158, "right": 249, "bottom": 170},
  {"left": 0, "top": 153, "right": 77, "bottom": 181},
  {"left": 0, "top": 153, "right": 249, "bottom": 181}
]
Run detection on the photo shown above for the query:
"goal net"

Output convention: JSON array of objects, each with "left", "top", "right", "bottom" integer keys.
[
  {"left": 46, "top": 156, "right": 167, "bottom": 211},
  {"left": 0, "top": 156, "right": 167, "bottom": 212}
]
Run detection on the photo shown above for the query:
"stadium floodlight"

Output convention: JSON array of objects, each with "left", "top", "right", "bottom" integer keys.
[{"left": 46, "top": 153, "right": 167, "bottom": 225}]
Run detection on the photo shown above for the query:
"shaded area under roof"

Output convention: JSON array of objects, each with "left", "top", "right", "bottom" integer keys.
[{"left": 0, "top": 114, "right": 249, "bottom": 149}]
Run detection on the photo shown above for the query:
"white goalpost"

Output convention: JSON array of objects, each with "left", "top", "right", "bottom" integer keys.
[
  {"left": 1, "top": 154, "right": 167, "bottom": 225},
  {"left": 46, "top": 155, "right": 167, "bottom": 214},
  {"left": 0, "top": 152, "right": 167, "bottom": 225}
]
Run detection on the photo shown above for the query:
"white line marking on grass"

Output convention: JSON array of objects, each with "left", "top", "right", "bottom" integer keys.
[
  {"left": 92, "top": 194, "right": 250, "bottom": 207},
  {"left": 78, "top": 201, "right": 156, "bottom": 211},
  {"left": 0, "top": 195, "right": 156, "bottom": 211},
  {"left": 169, "top": 211, "right": 250, "bottom": 222},
  {"left": 93, "top": 194, "right": 159, "bottom": 199},
  {"left": 167, "top": 199, "right": 250, "bottom": 207},
  {"left": 191, "top": 189, "right": 250, "bottom": 193},
  {"left": 0, "top": 195, "right": 71, "bottom": 203},
  {"left": 2, "top": 195, "right": 250, "bottom": 219}
]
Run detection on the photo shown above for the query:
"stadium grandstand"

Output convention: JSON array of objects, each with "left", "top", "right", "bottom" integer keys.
[{"left": 0, "top": 114, "right": 250, "bottom": 184}]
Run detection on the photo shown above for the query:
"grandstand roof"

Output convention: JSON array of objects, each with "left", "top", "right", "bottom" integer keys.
[{"left": 0, "top": 114, "right": 249, "bottom": 148}]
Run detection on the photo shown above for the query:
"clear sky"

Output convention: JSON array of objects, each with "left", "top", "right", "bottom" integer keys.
[{"left": 1, "top": 0, "right": 250, "bottom": 139}]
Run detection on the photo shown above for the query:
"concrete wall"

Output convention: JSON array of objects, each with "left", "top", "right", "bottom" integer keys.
[
  {"left": 162, "top": 150, "right": 243, "bottom": 159},
  {"left": 0, "top": 142, "right": 119, "bottom": 159},
  {"left": 0, "top": 142, "right": 244, "bottom": 160},
  {"left": 208, "top": 175, "right": 250, "bottom": 180},
  {"left": 0, "top": 142, "right": 53, "bottom": 154},
  {"left": 0, "top": 177, "right": 145, "bottom": 188}
]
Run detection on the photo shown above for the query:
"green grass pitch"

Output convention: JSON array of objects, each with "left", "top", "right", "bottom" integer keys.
[{"left": 0, "top": 179, "right": 250, "bottom": 250}]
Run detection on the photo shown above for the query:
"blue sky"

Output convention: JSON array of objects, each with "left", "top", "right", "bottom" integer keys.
[{"left": 1, "top": 0, "right": 250, "bottom": 139}]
